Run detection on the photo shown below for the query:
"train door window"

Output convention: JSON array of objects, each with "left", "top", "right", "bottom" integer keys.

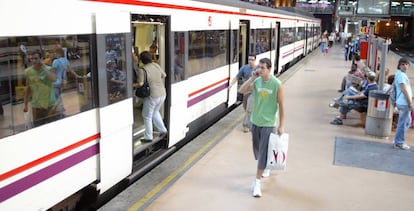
[
  {"left": 296, "top": 27, "right": 305, "bottom": 41},
  {"left": 281, "top": 27, "right": 294, "bottom": 46},
  {"left": 104, "top": 34, "right": 128, "bottom": 104},
  {"left": 230, "top": 30, "right": 239, "bottom": 64},
  {"left": 131, "top": 16, "right": 167, "bottom": 143},
  {"left": 250, "top": 29, "right": 270, "bottom": 55},
  {"left": 239, "top": 23, "right": 248, "bottom": 67},
  {"left": 173, "top": 32, "right": 186, "bottom": 82},
  {"left": 0, "top": 35, "right": 96, "bottom": 138}
]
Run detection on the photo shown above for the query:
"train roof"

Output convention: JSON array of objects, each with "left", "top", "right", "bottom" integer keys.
[{"left": 191, "top": 0, "right": 319, "bottom": 21}]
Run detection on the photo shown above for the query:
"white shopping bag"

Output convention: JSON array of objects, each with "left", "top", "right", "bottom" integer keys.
[
  {"left": 266, "top": 133, "right": 289, "bottom": 170},
  {"left": 24, "top": 111, "right": 32, "bottom": 129}
]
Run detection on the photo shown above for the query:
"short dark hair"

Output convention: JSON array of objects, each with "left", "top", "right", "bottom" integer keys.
[
  {"left": 259, "top": 58, "right": 271, "bottom": 69},
  {"left": 398, "top": 57, "right": 410, "bottom": 69},
  {"left": 139, "top": 51, "right": 152, "bottom": 64},
  {"left": 387, "top": 74, "right": 395, "bottom": 84}
]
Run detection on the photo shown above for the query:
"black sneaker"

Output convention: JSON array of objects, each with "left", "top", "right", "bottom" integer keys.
[{"left": 330, "top": 118, "right": 343, "bottom": 125}]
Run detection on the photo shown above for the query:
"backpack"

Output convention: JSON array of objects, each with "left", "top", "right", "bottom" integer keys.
[{"left": 388, "top": 82, "right": 397, "bottom": 106}]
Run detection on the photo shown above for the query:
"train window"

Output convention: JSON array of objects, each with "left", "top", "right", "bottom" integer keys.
[
  {"left": 104, "top": 34, "right": 128, "bottom": 104},
  {"left": 296, "top": 27, "right": 305, "bottom": 41},
  {"left": 307, "top": 26, "right": 312, "bottom": 38},
  {"left": 188, "top": 30, "right": 229, "bottom": 77},
  {"left": 280, "top": 27, "right": 295, "bottom": 46},
  {"left": 314, "top": 27, "right": 321, "bottom": 38},
  {"left": 230, "top": 30, "right": 239, "bottom": 64},
  {"left": 250, "top": 29, "right": 270, "bottom": 55},
  {"left": 173, "top": 32, "right": 185, "bottom": 82},
  {"left": 0, "top": 35, "right": 96, "bottom": 138}
]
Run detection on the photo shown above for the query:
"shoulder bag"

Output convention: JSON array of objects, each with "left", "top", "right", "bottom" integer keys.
[{"left": 135, "top": 68, "right": 150, "bottom": 98}]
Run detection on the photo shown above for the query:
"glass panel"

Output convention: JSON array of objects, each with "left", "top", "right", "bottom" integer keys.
[
  {"left": 250, "top": 29, "right": 271, "bottom": 53},
  {"left": 188, "top": 30, "right": 229, "bottom": 76},
  {"left": 281, "top": 28, "right": 295, "bottom": 46},
  {"left": 105, "top": 34, "right": 127, "bottom": 104},
  {"left": 173, "top": 32, "right": 185, "bottom": 82},
  {"left": 0, "top": 35, "right": 96, "bottom": 138},
  {"left": 296, "top": 27, "right": 305, "bottom": 41},
  {"left": 231, "top": 30, "right": 239, "bottom": 64}
]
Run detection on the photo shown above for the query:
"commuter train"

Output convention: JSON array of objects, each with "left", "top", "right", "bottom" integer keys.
[{"left": 0, "top": 0, "right": 320, "bottom": 210}]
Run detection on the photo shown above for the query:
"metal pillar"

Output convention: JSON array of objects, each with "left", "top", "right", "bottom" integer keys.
[{"left": 378, "top": 41, "right": 388, "bottom": 90}]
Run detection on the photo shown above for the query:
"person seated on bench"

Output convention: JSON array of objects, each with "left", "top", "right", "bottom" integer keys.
[
  {"left": 339, "top": 63, "right": 365, "bottom": 92},
  {"left": 330, "top": 81, "right": 362, "bottom": 108},
  {"left": 330, "top": 71, "right": 378, "bottom": 125}
]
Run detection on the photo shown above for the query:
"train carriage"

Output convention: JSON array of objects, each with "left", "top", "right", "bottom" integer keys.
[{"left": 0, "top": 0, "right": 320, "bottom": 210}]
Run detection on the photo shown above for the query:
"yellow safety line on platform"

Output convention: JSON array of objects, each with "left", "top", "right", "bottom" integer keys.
[{"left": 128, "top": 114, "right": 244, "bottom": 211}]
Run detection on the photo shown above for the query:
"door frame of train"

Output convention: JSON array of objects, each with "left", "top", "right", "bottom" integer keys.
[
  {"left": 273, "top": 22, "right": 280, "bottom": 75},
  {"left": 130, "top": 14, "right": 171, "bottom": 149},
  {"left": 239, "top": 20, "right": 250, "bottom": 69},
  {"left": 304, "top": 23, "right": 308, "bottom": 56}
]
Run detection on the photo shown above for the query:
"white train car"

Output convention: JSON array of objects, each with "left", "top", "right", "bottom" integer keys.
[{"left": 0, "top": 0, "right": 320, "bottom": 210}]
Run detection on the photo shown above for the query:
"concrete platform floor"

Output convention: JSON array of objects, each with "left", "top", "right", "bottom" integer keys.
[{"left": 100, "top": 43, "right": 414, "bottom": 211}]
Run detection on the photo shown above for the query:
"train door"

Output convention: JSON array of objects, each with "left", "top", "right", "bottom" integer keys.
[
  {"left": 130, "top": 14, "right": 170, "bottom": 156},
  {"left": 273, "top": 22, "right": 280, "bottom": 75},
  {"left": 304, "top": 23, "right": 308, "bottom": 56},
  {"left": 236, "top": 20, "right": 249, "bottom": 102},
  {"left": 239, "top": 20, "right": 249, "bottom": 69}
]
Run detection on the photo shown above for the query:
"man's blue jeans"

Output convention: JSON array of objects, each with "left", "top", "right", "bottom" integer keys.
[{"left": 394, "top": 105, "right": 411, "bottom": 145}]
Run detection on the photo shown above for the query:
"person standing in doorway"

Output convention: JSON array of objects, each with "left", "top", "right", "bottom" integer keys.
[
  {"left": 392, "top": 57, "right": 412, "bottom": 150},
  {"left": 239, "top": 58, "right": 285, "bottom": 198},
  {"left": 230, "top": 55, "right": 256, "bottom": 132},
  {"left": 138, "top": 51, "right": 168, "bottom": 143}
]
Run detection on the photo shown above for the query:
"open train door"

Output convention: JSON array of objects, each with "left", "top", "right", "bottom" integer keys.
[
  {"left": 228, "top": 20, "right": 249, "bottom": 104},
  {"left": 273, "top": 22, "right": 281, "bottom": 75},
  {"left": 130, "top": 14, "right": 172, "bottom": 157},
  {"left": 239, "top": 20, "right": 249, "bottom": 69}
]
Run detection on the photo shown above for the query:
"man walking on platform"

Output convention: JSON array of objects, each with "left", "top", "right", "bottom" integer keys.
[
  {"left": 239, "top": 58, "right": 285, "bottom": 198},
  {"left": 392, "top": 57, "right": 412, "bottom": 150}
]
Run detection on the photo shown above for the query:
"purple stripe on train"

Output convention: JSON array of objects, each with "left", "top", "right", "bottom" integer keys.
[
  {"left": 0, "top": 144, "right": 99, "bottom": 202},
  {"left": 187, "top": 83, "right": 228, "bottom": 108}
]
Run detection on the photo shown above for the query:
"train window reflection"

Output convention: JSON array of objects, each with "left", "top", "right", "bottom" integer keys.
[
  {"left": 281, "top": 27, "right": 295, "bottom": 46},
  {"left": 105, "top": 34, "right": 127, "bottom": 104},
  {"left": 0, "top": 35, "right": 95, "bottom": 138},
  {"left": 188, "top": 30, "right": 229, "bottom": 77},
  {"left": 173, "top": 32, "right": 185, "bottom": 82},
  {"left": 296, "top": 27, "right": 305, "bottom": 41},
  {"left": 249, "top": 29, "right": 270, "bottom": 55}
]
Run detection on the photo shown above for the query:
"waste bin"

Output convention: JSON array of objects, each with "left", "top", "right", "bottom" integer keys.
[{"left": 365, "top": 90, "right": 393, "bottom": 137}]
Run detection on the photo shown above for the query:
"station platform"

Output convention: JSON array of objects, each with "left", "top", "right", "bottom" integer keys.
[{"left": 99, "top": 44, "right": 414, "bottom": 211}]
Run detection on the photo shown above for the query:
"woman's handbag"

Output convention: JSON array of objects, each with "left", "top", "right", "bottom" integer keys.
[
  {"left": 135, "top": 68, "right": 150, "bottom": 98},
  {"left": 266, "top": 133, "right": 289, "bottom": 170}
]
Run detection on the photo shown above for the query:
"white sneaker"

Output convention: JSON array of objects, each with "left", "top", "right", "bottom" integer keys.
[
  {"left": 262, "top": 169, "right": 271, "bottom": 178},
  {"left": 252, "top": 179, "right": 262, "bottom": 197},
  {"left": 394, "top": 143, "right": 410, "bottom": 150}
]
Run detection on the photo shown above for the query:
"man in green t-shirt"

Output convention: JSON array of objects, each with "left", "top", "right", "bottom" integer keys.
[{"left": 239, "top": 57, "right": 285, "bottom": 198}]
